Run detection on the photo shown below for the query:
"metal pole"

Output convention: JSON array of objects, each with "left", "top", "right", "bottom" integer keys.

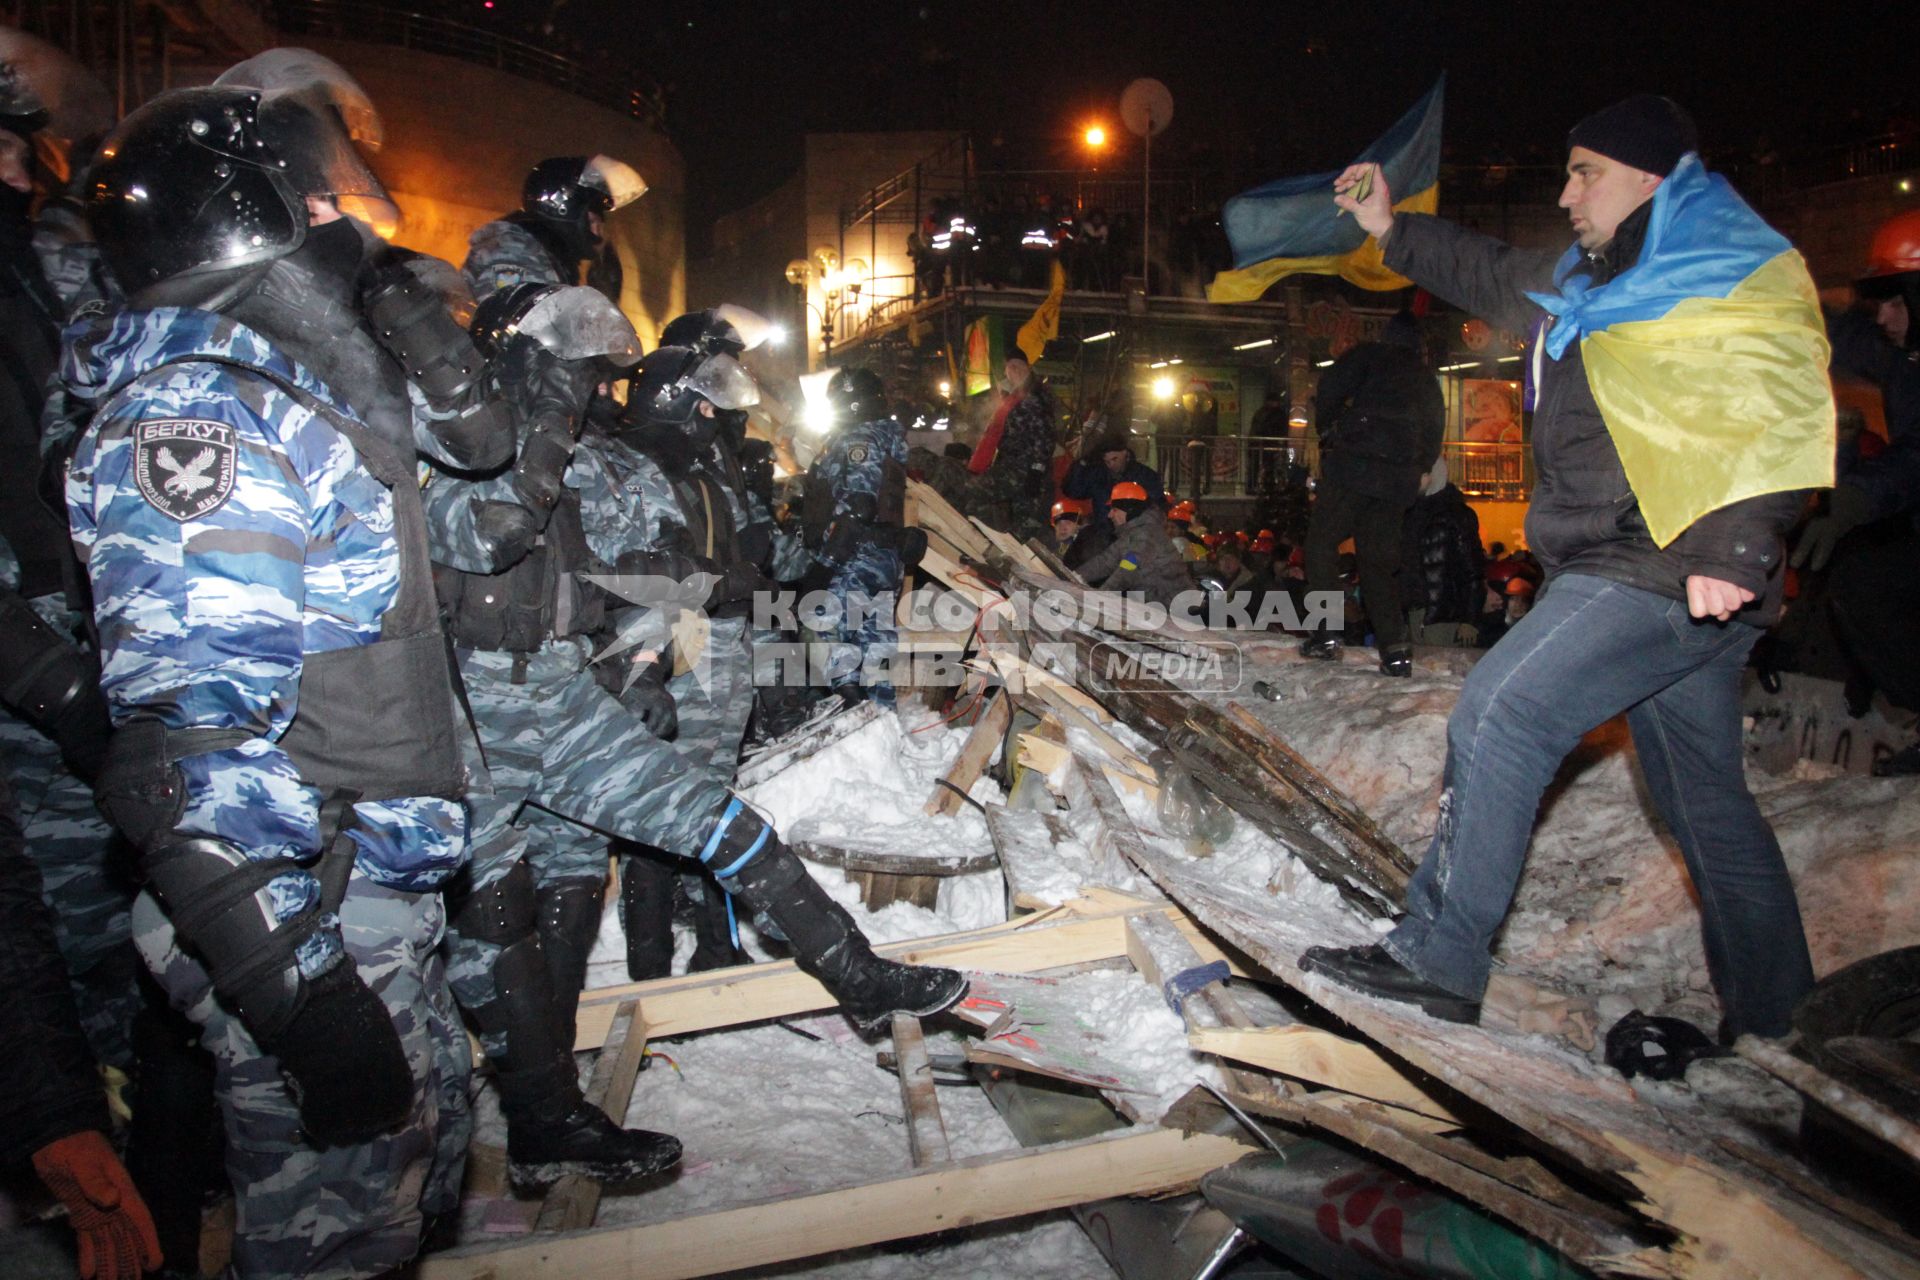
[{"left": 1141, "top": 116, "right": 1152, "bottom": 296}]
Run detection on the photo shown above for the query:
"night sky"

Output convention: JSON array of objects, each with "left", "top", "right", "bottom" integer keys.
[{"left": 547, "top": 0, "right": 1917, "bottom": 244}]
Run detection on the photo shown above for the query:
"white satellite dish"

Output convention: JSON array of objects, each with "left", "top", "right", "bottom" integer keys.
[{"left": 1120, "top": 78, "right": 1173, "bottom": 138}]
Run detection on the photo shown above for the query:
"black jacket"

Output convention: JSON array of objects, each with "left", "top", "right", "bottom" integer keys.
[
  {"left": 1382, "top": 209, "right": 1802, "bottom": 625},
  {"left": 1314, "top": 330, "right": 1446, "bottom": 505},
  {"left": 1401, "top": 483, "right": 1485, "bottom": 625},
  {"left": 1063, "top": 455, "right": 1165, "bottom": 524},
  {"left": 0, "top": 769, "right": 109, "bottom": 1169}
]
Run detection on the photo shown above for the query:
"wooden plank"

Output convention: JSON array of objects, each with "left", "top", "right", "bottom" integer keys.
[
  {"left": 575, "top": 892, "right": 1176, "bottom": 1048},
  {"left": 891, "top": 1015, "right": 951, "bottom": 1167},
  {"left": 926, "top": 688, "right": 1012, "bottom": 815},
  {"left": 537, "top": 1001, "right": 649, "bottom": 1232},
  {"left": 917, "top": 545, "right": 998, "bottom": 610},
  {"left": 418, "top": 1126, "right": 1250, "bottom": 1280},
  {"left": 1127, "top": 911, "right": 1288, "bottom": 1106},
  {"left": 905, "top": 478, "right": 992, "bottom": 559},
  {"left": 1736, "top": 1036, "right": 1920, "bottom": 1166},
  {"left": 989, "top": 804, "right": 1087, "bottom": 913},
  {"left": 736, "top": 702, "right": 885, "bottom": 790},
  {"left": 1067, "top": 755, "right": 1166, "bottom": 895},
  {"left": 1191, "top": 1026, "right": 1461, "bottom": 1126},
  {"left": 1222, "top": 1089, "right": 1652, "bottom": 1269}
]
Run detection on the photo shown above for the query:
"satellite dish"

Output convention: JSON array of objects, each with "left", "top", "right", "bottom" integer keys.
[{"left": 1120, "top": 79, "right": 1173, "bottom": 138}]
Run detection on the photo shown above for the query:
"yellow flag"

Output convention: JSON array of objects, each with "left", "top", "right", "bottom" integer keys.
[{"left": 1016, "top": 260, "right": 1067, "bottom": 362}]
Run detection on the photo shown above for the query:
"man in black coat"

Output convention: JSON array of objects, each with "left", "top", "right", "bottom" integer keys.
[
  {"left": 1300, "top": 310, "right": 1445, "bottom": 675},
  {"left": 1400, "top": 458, "right": 1486, "bottom": 645},
  {"left": 1301, "top": 96, "right": 1825, "bottom": 1042}
]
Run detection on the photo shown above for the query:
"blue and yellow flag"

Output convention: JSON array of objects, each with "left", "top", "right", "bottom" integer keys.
[
  {"left": 1208, "top": 76, "right": 1443, "bottom": 302},
  {"left": 1528, "top": 153, "right": 1835, "bottom": 547}
]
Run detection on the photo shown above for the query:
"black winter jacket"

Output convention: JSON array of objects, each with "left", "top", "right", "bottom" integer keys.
[
  {"left": 1382, "top": 209, "right": 1802, "bottom": 625},
  {"left": 0, "top": 769, "right": 109, "bottom": 1169},
  {"left": 1401, "top": 483, "right": 1485, "bottom": 625},
  {"left": 1314, "top": 336, "right": 1446, "bottom": 505}
]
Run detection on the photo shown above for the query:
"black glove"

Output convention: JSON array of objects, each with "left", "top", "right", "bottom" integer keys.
[
  {"left": 705, "top": 561, "right": 771, "bottom": 613},
  {"left": 620, "top": 671, "right": 679, "bottom": 739},
  {"left": 256, "top": 962, "right": 413, "bottom": 1149}
]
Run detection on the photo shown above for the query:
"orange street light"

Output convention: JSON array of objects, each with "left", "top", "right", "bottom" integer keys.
[{"left": 1083, "top": 123, "right": 1108, "bottom": 150}]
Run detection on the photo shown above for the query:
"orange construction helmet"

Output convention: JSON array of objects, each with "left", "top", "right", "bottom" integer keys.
[
  {"left": 1203, "top": 531, "right": 1228, "bottom": 550},
  {"left": 1050, "top": 496, "right": 1092, "bottom": 523},
  {"left": 1249, "top": 532, "right": 1276, "bottom": 554},
  {"left": 1109, "top": 481, "right": 1149, "bottom": 504},
  {"left": 1859, "top": 209, "right": 1920, "bottom": 295},
  {"left": 1168, "top": 499, "right": 1195, "bottom": 523}
]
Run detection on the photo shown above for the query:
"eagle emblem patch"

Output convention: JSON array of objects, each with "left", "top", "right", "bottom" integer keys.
[{"left": 134, "top": 420, "right": 236, "bottom": 522}]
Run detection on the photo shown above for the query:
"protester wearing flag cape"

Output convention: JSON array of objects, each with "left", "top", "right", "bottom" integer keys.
[{"left": 1301, "top": 96, "right": 1835, "bottom": 1043}]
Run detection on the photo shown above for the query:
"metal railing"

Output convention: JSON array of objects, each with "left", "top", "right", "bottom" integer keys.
[
  {"left": 269, "top": 0, "right": 665, "bottom": 127},
  {"left": 1154, "top": 434, "right": 1532, "bottom": 503}
]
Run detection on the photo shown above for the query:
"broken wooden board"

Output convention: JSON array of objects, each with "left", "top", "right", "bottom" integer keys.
[
  {"left": 789, "top": 835, "right": 997, "bottom": 877},
  {"left": 417, "top": 1126, "right": 1249, "bottom": 1280},
  {"left": 955, "top": 972, "right": 1161, "bottom": 1104},
  {"left": 926, "top": 686, "right": 1012, "bottom": 815},
  {"left": 1222, "top": 1088, "right": 1657, "bottom": 1272},
  {"left": 1118, "top": 841, "right": 1920, "bottom": 1279},
  {"left": 736, "top": 701, "right": 886, "bottom": 790},
  {"left": 536, "top": 1000, "right": 649, "bottom": 1232},
  {"left": 905, "top": 477, "right": 992, "bottom": 561},
  {"left": 1063, "top": 755, "right": 1166, "bottom": 899},
  {"left": 1127, "top": 910, "right": 1289, "bottom": 1107},
  {"left": 573, "top": 890, "right": 1239, "bottom": 1049},
  {"left": 1191, "top": 1026, "right": 1459, "bottom": 1126},
  {"left": 989, "top": 804, "right": 1094, "bottom": 913},
  {"left": 1736, "top": 1036, "right": 1920, "bottom": 1167},
  {"left": 891, "top": 1015, "right": 951, "bottom": 1167}
]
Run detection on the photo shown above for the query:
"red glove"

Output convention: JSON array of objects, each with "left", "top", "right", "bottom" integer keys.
[{"left": 31, "top": 1130, "right": 162, "bottom": 1280}]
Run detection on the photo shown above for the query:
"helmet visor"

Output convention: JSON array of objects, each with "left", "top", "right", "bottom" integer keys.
[
  {"left": 217, "top": 50, "right": 396, "bottom": 232},
  {"left": 517, "top": 285, "right": 644, "bottom": 367},
  {"left": 582, "top": 154, "right": 647, "bottom": 211},
  {"left": 712, "top": 302, "right": 777, "bottom": 351},
  {"left": 686, "top": 352, "right": 760, "bottom": 410}
]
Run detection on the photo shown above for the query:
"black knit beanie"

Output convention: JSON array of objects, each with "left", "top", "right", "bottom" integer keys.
[{"left": 1567, "top": 95, "right": 1698, "bottom": 177}]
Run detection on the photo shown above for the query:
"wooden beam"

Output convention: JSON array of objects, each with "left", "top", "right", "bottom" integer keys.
[
  {"left": 1190, "top": 1026, "right": 1461, "bottom": 1126},
  {"left": 1127, "top": 911, "right": 1288, "bottom": 1106},
  {"left": 925, "top": 688, "right": 1012, "bottom": 815},
  {"left": 537, "top": 1001, "right": 648, "bottom": 1232},
  {"left": 891, "top": 1015, "right": 950, "bottom": 1167},
  {"left": 1736, "top": 1036, "right": 1920, "bottom": 1167},
  {"left": 418, "top": 1126, "right": 1249, "bottom": 1280},
  {"left": 575, "top": 892, "right": 1193, "bottom": 1048}
]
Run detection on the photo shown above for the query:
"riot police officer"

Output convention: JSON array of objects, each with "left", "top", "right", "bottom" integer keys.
[
  {"left": 71, "top": 82, "right": 500, "bottom": 1279},
  {"left": 465, "top": 153, "right": 647, "bottom": 301}
]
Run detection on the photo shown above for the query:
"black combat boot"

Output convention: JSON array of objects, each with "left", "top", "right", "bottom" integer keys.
[
  {"left": 616, "top": 843, "right": 676, "bottom": 981},
  {"left": 536, "top": 875, "right": 605, "bottom": 1050},
  {"left": 1379, "top": 645, "right": 1413, "bottom": 678},
  {"left": 709, "top": 804, "right": 967, "bottom": 1031},
  {"left": 456, "top": 865, "right": 681, "bottom": 1190},
  {"left": 687, "top": 875, "right": 747, "bottom": 971}
]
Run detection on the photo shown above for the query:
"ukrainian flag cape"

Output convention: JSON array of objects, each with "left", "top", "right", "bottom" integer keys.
[
  {"left": 1527, "top": 153, "right": 1835, "bottom": 547},
  {"left": 1208, "top": 76, "right": 1442, "bottom": 302}
]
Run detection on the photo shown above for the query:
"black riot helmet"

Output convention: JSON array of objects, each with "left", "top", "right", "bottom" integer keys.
[
  {"left": 630, "top": 344, "right": 760, "bottom": 435},
  {"left": 85, "top": 87, "right": 307, "bottom": 309},
  {"left": 827, "top": 366, "right": 888, "bottom": 423},
  {"left": 658, "top": 304, "right": 779, "bottom": 359},
  {"left": 521, "top": 154, "right": 646, "bottom": 261}
]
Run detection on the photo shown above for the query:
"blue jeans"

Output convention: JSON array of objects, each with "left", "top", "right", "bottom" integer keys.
[{"left": 1384, "top": 573, "right": 1814, "bottom": 1037}]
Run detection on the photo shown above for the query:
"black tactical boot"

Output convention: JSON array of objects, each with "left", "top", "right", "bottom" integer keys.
[
  {"left": 1379, "top": 645, "right": 1413, "bottom": 678},
  {"left": 711, "top": 806, "right": 967, "bottom": 1031},
  {"left": 1299, "top": 634, "right": 1341, "bottom": 661},
  {"left": 688, "top": 875, "right": 747, "bottom": 971},
  {"left": 536, "top": 875, "right": 605, "bottom": 1049},
  {"left": 496, "top": 1062, "right": 681, "bottom": 1192},
  {"left": 616, "top": 843, "right": 676, "bottom": 981}
]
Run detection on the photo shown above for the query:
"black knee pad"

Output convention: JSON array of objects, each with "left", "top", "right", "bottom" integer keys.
[{"left": 453, "top": 858, "right": 537, "bottom": 946}]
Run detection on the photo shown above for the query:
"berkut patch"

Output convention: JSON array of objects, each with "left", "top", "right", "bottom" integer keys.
[
  {"left": 846, "top": 443, "right": 869, "bottom": 465},
  {"left": 134, "top": 420, "right": 236, "bottom": 522}
]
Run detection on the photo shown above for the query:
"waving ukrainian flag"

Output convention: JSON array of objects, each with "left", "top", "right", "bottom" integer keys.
[
  {"left": 1528, "top": 153, "right": 1835, "bottom": 547},
  {"left": 1207, "top": 76, "right": 1443, "bottom": 302}
]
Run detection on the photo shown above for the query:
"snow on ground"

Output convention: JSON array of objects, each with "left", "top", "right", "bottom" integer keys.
[{"left": 458, "top": 639, "right": 1919, "bottom": 1274}]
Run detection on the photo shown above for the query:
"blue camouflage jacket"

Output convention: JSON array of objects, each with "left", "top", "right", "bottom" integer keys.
[
  {"left": 65, "top": 308, "right": 469, "bottom": 977},
  {"left": 811, "top": 415, "right": 908, "bottom": 525}
]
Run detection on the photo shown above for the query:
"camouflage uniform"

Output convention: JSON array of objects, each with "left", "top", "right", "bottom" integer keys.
[
  {"left": 426, "top": 428, "right": 742, "bottom": 1050},
  {"left": 463, "top": 218, "right": 572, "bottom": 298},
  {"left": 808, "top": 416, "right": 910, "bottom": 706},
  {"left": 979, "top": 381, "right": 1059, "bottom": 541},
  {"left": 65, "top": 307, "right": 472, "bottom": 1279}
]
